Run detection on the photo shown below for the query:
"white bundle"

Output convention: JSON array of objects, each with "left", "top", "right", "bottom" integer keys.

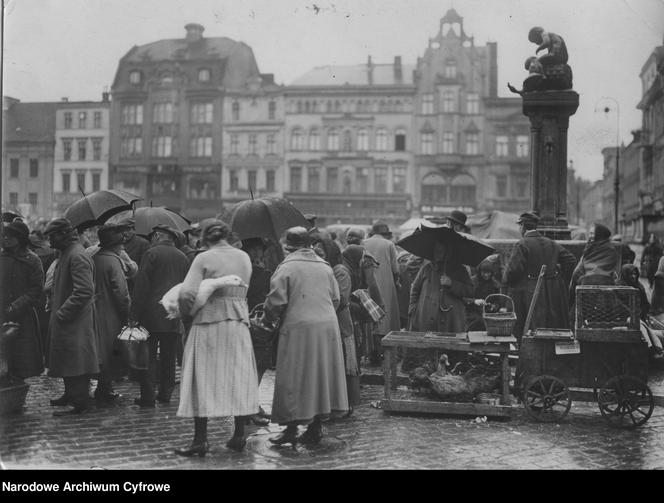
[{"left": 159, "top": 275, "right": 246, "bottom": 319}]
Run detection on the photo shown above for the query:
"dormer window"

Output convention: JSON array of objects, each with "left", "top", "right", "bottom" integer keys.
[
  {"left": 129, "top": 71, "right": 142, "bottom": 85},
  {"left": 445, "top": 60, "right": 457, "bottom": 79},
  {"left": 198, "top": 68, "right": 211, "bottom": 82}
]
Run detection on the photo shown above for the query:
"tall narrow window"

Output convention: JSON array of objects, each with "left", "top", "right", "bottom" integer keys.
[
  {"left": 308, "top": 166, "right": 320, "bottom": 192},
  {"left": 516, "top": 135, "right": 529, "bottom": 157},
  {"left": 62, "top": 173, "right": 71, "bottom": 193},
  {"left": 375, "top": 167, "right": 388, "bottom": 193},
  {"left": 466, "top": 133, "right": 480, "bottom": 155},
  {"left": 421, "top": 94, "right": 434, "bottom": 114},
  {"left": 248, "top": 134, "right": 258, "bottom": 155},
  {"left": 308, "top": 129, "right": 320, "bottom": 151},
  {"left": 92, "top": 138, "right": 103, "bottom": 160},
  {"left": 393, "top": 167, "right": 406, "bottom": 193},
  {"left": 9, "top": 159, "right": 19, "bottom": 178},
  {"left": 92, "top": 173, "right": 101, "bottom": 192},
  {"left": 28, "top": 193, "right": 38, "bottom": 207},
  {"left": 78, "top": 112, "right": 87, "bottom": 129},
  {"left": 343, "top": 131, "right": 352, "bottom": 152},
  {"left": 247, "top": 170, "right": 257, "bottom": 191},
  {"left": 515, "top": 174, "right": 528, "bottom": 198},
  {"left": 290, "top": 166, "right": 302, "bottom": 192},
  {"left": 291, "top": 129, "right": 304, "bottom": 150},
  {"left": 442, "top": 132, "right": 455, "bottom": 153},
  {"left": 266, "top": 134, "right": 276, "bottom": 154},
  {"left": 357, "top": 129, "right": 369, "bottom": 151},
  {"left": 466, "top": 93, "right": 479, "bottom": 114},
  {"left": 420, "top": 132, "right": 434, "bottom": 154},
  {"left": 326, "top": 167, "right": 338, "bottom": 192},
  {"left": 64, "top": 112, "right": 72, "bottom": 129},
  {"left": 445, "top": 61, "right": 457, "bottom": 79},
  {"left": 230, "top": 134, "right": 239, "bottom": 155},
  {"left": 496, "top": 175, "right": 507, "bottom": 198},
  {"left": 232, "top": 101, "right": 240, "bottom": 121},
  {"left": 376, "top": 129, "right": 388, "bottom": 151},
  {"left": 266, "top": 170, "right": 276, "bottom": 192},
  {"left": 443, "top": 91, "right": 456, "bottom": 113},
  {"left": 63, "top": 139, "right": 72, "bottom": 161},
  {"left": 357, "top": 168, "right": 369, "bottom": 192},
  {"left": 496, "top": 135, "right": 509, "bottom": 157},
  {"left": 395, "top": 129, "right": 406, "bottom": 151},
  {"left": 9, "top": 193, "right": 18, "bottom": 206},
  {"left": 268, "top": 101, "right": 276, "bottom": 120},
  {"left": 29, "top": 159, "right": 39, "bottom": 178},
  {"left": 76, "top": 172, "right": 86, "bottom": 193},
  {"left": 77, "top": 139, "right": 87, "bottom": 160},
  {"left": 93, "top": 111, "right": 102, "bottom": 129},
  {"left": 229, "top": 170, "right": 239, "bottom": 191},
  {"left": 327, "top": 129, "right": 339, "bottom": 151}
]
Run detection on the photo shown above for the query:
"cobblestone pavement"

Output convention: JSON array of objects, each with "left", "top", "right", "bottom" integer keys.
[{"left": 2, "top": 364, "right": 664, "bottom": 470}]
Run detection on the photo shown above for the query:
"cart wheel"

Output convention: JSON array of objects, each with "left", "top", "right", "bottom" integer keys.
[
  {"left": 597, "top": 375, "right": 654, "bottom": 428},
  {"left": 523, "top": 375, "right": 571, "bottom": 422}
]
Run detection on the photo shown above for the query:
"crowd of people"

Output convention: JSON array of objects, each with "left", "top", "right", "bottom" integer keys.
[{"left": 2, "top": 209, "right": 664, "bottom": 455}]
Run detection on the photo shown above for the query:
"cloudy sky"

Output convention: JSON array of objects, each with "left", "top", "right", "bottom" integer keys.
[{"left": 3, "top": 0, "right": 664, "bottom": 181}]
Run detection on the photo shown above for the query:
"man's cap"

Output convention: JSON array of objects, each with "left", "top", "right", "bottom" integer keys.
[
  {"left": 97, "top": 225, "right": 124, "bottom": 248},
  {"left": 44, "top": 217, "right": 74, "bottom": 236},
  {"left": 370, "top": 221, "right": 392, "bottom": 237},
  {"left": 114, "top": 216, "right": 136, "bottom": 229},
  {"left": 517, "top": 212, "right": 541, "bottom": 225},
  {"left": 447, "top": 210, "right": 468, "bottom": 227},
  {"left": 151, "top": 224, "right": 179, "bottom": 240},
  {"left": 4, "top": 220, "right": 30, "bottom": 242},
  {"left": 284, "top": 226, "right": 311, "bottom": 251}
]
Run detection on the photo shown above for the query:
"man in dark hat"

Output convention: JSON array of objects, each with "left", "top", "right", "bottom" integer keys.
[
  {"left": 502, "top": 212, "right": 577, "bottom": 341},
  {"left": 131, "top": 224, "right": 189, "bottom": 407},
  {"left": 115, "top": 217, "right": 150, "bottom": 267},
  {"left": 43, "top": 217, "right": 99, "bottom": 415},
  {"left": 447, "top": 210, "right": 470, "bottom": 233}
]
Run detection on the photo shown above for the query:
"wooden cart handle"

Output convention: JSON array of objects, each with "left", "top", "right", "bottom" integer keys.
[{"left": 523, "top": 265, "right": 547, "bottom": 338}]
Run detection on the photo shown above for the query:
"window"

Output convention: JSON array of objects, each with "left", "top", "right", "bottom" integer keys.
[
  {"left": 450, "top": 174, "right": 476, "bottom": 204},
  {"left": 92, "top": 138, "right": 102, "bottom": 160},
  {"left": 326, "top": 167, "right": 338, "bottom": 192},
  {"left": 442, "top": 132, "right": 455, "bottom": 154},
  {"left": 395, "top": 129, "right": 406, "bottom": 151},
  {"left": 248, "top": 170, "right": 257, "bottom": 191},
  {"left": 190, "top": 136, "right": 212, "bottom": 157},
  {"left": 443, "top": 91, "right": 456, "bottom": 113},
  {"left": 76, "top": 172, "right": 86, "bottom": 193},
  {"left": 466, "top": 133, "right": 480, "bottom": 155},
  {"left": 290, "top": 166, "right": 302, "bottom": 192},
  {"left": 496, "top": 136, "right": 509, "bottom": 157},
  {"left": 77, "top": 139, "right": 87, "bottom": 161},
  {"left": 376, "top": 129, "right": 388, "bottom": 151},
  {"left": 9, "top": 193, "right": 18, "bottom": 207},
  {"left": 268, "top": 101, "right": 276, "bottom": 120},
  {"left": 28, "top": 193, "right": 37, "bottom": 207},
  {"left": 152, "top": 136, "right": 173, "bottom": 157},
  {"left": 357, "top": 129, "right": 369, "bottom": 151},
  {"left": 496, "top": 175, "right": 507, "bottom": 198},
  {"left": 266, "top": 134, "right": 276, "bottom": 154},
  {"left": 190, "top": 103, "right": 213, "bottom": 124},
  {"left": 64, "top": 112, "right": 72, "bottom": 129},
  {"left": 308, "top": 166, "right": 320, "bottom": 192},
  {"left": 92, "top": 173, "right": 101, "bottom": 192},
  {"left": 10, "top": 159, "right": 19, "bottom": 178},
  {"left": 375, "top": 167, "right": 388, "bottom": 193},
  {"left": 342, "top": 172, "right": 352, "bottom": 193},
  {"left": 153, "top": 103, "right": 174, "bottom": 123},
  {"left": 466, "top": 93, "right": 479, "bottom": 114},
  {"left": 291, "top": 129, "right": 304, "bottom": 150},
  {"left": 78, "top": 112, "right": 87, "bottom": 129},
  {"left": 393, "top": 166, "right": 406, "bottom": 193},
  {"left": 420, "top": 132, "right": 434, "bottom": 154},
  {"left": 421, "top": 174, "right": 447, "bottom": 204},
  {"left": 515, "top": 175, "right": 529, "bottom": 198},
  {"left": 61, "top": 173, "right": 71, "bottom": 193},
  {"left": 151, "top": 176, "right": 179, "bottom": 196},
  {"left": 229, "top": 170, "right": 239, "bottom": 191},
  {"left": 327, "top": 129, "right": 339, "bottom": 151},
  {"left": 421, "top": 94, "right": 434, "bottom": 114},
  {"left": 266, "top": 170, "right": 276, "bottom": 192},
  {"left": 248, "top": 135, "right": 258, "bottom": 155},
  {"left": 188, "top": 178, "right": 218, "bottom": 199},
  {"left": 516, "top": 135, "right": 529, "bottom": 158},
  {"left": 230, "top": 134, "right": 239, "bottom": 155},
  {"left": 129, "top": 71, "right": 141, "bottom": 85},
  {"left": 63, "top": 139, "right": 73, "bottom": 160},
  {"left": 198, "top": 68, "right": 211, "bottom": 82},
  {"left": 94, "top": 112, "right": 102, "bottom": 129},
  {"left": 357, "top": 168, "right": 369, "bottom": 192},
  {"left": 343, "top": 131, "right": 352, "bottom": 152},
  {"left": 29, "top": 159, "right": 38, "bottom": 177},
  {"left": 308, "top": 129, "right": 320, "bottom": 151},
  {"left": 232, "top": 101, "right": 240, "bottom": 121},
  {"left": 445, "top": 61, "right": 457, "bottom": 79},
  {"left": 120, "top": 138, "right": 142, "bottom": 157},
  {"left": 121, "top": 104, "right": 143, "bottom": 125}
]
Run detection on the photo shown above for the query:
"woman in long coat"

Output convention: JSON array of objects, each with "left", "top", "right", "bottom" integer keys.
[
  {"left": 92, "top": 226, "right": 130, "bottom": 403},
  {"left": 0, "top": 221, "right": 44, "bottom": 380},
  {"left": 264, "top": 227, "right": 348, "bottom": 447},
  {"left": 175, "top": 220, "right": 259, "bottom": 455}
]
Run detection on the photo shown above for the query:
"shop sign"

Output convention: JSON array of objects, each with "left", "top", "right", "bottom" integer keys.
[{"left": 421, "top": 205, "right": 475, "bottom": 215}]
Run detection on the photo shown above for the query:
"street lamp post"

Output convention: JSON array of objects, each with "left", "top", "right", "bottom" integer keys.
[{"left": 599, "top": 97, "right": 620, "bottom": 234}]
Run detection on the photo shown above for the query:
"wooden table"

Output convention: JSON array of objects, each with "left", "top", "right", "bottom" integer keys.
[{"left": 380, "top": 331, "right": 517, "bottom": 418}]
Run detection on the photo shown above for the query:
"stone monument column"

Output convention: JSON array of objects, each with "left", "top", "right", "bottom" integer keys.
[{"left": 523, "top": 90, "right": 579, "bottom": 240}]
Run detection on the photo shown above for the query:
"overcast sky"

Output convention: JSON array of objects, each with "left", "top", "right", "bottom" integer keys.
[{"left": 3, "top": 0, "right": 664, "bottom": 182}]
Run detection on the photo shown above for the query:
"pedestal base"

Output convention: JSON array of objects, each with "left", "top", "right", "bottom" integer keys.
[
  {"left": 0, "top": 383, "right": 29, "bottom": 416},
  {"left": 538, "top": 226, "right": 572, "bottom": 241}
]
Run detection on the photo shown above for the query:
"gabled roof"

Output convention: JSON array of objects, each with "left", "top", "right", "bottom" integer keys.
[
  {"left": 289, "top": 64, "right": 415, "bottom": 87},
  {"left": 3, "top": 101, "right": 57, "bottom": 143},
  {"left": 122, "top": 37, "right": 245, "bottom": 63}
]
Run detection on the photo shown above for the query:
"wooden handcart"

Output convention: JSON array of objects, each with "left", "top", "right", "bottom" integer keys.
[{"left": 517, "top": 285, "right": 655, "bottom": 428}]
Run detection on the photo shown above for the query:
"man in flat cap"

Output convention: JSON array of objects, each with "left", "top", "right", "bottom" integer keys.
[
  {"left": 43, "top": 217, "right": 99, "bottom": 415},
  {"left": 502, "top": 212, "right": 577, "bottom": 342},
  {"left": 130, "top": 225, "right": 189, "bottom": 407},
  {"left": 115, "top": 217, "right": 150, "bottom": 268}
]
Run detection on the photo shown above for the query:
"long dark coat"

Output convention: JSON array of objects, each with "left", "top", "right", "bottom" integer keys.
[
  {"left": 47, "top": 242, "right": 99, "bottom": 377},
  {"left": 132, "top": 243, "right": 189, "bottom": 333},
  {"left": 503, "top": 230, "right": 577, "bottom": 338},
  {"left": 93, "top": 249, "right": 130, "bottom": 370},
  {"left": 0, "top": 248, "right": 45, "bottom": 378}
]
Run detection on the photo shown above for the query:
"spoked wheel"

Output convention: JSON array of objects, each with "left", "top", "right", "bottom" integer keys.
[
  {"left": 597, "top": 375, "right": 654, "bottom": 428},
  {"left": 523, "top": 375, "right": 572, "bottom": 422}
]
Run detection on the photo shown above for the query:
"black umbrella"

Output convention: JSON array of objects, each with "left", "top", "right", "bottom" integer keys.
[
  {"left": 220, "top": 197, "right": 310, "bottom": 241},
  {"left": 2, "top": 211, "right": 23, "bottom": 223},
  {"left": 397, "top": 223, "right": 495, "bottom": 267},
  {"left": 106, "top": 207, "right": 191, "bottom": 236},
  {"left": 64, "top": 189, "right": 142, "bottom": 229}
]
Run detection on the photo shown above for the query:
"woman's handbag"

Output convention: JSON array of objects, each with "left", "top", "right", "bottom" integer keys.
[
  {"left": 117, "top": 324, "right": 150, "bottom": 370},
  {"left": 249, "top": 304, "right": 279, "bottom": 371}
]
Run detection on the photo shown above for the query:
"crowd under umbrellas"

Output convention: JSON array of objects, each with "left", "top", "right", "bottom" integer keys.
[{"left": 2, "top": 189, "right": 664, "bottom": 456}]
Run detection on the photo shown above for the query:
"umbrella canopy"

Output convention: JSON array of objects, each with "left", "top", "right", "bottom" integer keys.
[
  {"left": 107, "top": 206, "right": 191, "bottom": 236},
  {"left": 396, "top": 224, "right": 495, "bottom": 267},
  {"left": 64, "top": 190, "right": 142, "bottom": 229},
  {"left": 220, "top": 197, "right": 309, "bottom": 241},
  {"left": 2, "top": 211, "right": 23, "bottom": 223}
]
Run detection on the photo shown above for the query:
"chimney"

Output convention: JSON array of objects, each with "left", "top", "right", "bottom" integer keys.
[
  {"left": 185, "top": 23, "right": 205, "bottom": 43},
  {"left": 394, "top": 56, "right": 403, "bottom": 83},
  {"left": 261, "top": 73, "right": 275, "bottom": 85},
  {"left": 367, "top": 55, "right": 374, "bottom": 86}
]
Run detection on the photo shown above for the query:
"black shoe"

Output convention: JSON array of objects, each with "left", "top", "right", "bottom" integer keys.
[
  {"left": 269, "top": 428, "right": 298, "bottom": 449},
  {"left": 50, "top": 394, "right": 69, "bottom": 407},
  {"left": 225, "top": 436, "right": 246, "bottom": 451},
  {"left": 53, "top": 406, "right": 91, "bottom": 417},
  {"left": 156, "top": 396, "right": 171, "bottom": 404},
  {"left": 257, "top": 406, "right": 271, "bottom": 420},
  {"left": 342, "top": 406, "right": 354, "bottom": 418},
  {"left": 298, "top": 424, "right": 323, "bottom": 445},
  {"left": 133, "top": 398, "right": 155, "bottom": 408},
  {"left": 174, "top": 442, "right": 208, "bottom": 458},
  {"left": 248, "top": 414, "right": 270, "bottom": 426}
]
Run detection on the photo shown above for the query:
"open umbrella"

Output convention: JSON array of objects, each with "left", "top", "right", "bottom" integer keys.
[
  {"left": 397, "top": 223, "right": 495, "bottom": 267},
  {"left": 220, "top": 197, "right": 309, "bottom": 241},
  {"left": 2, "top": 211, "right": 23, "bottom": 223},
  {"left": 64, "top": 189, "right": 142, "bottom": 229},
  {"left": 106, "top": 206, "right": 191, "bottom": 236}
]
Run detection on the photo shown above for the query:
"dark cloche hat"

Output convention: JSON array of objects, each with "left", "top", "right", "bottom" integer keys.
[
  {"left": 447, "top": 210, "right": 468, "bottom": 227},
  {"left": 97, "top": 225, "right": 124, "bottom": 248},
  {"left": 4, "top": 220, "right": 30, "bottom": 242},
  {"left": 284, "top": 226, "right": 311, "bottom": 251},
  {"left": 517, "top": 212, "right": 541, "bottom": 225},
  {"left": 44, "top": 217, "right": 74, "bottom": 236}
]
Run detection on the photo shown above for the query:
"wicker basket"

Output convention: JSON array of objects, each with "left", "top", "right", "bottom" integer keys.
[{"left": 483, "top": 294, "right": 517, "bottom": 337}]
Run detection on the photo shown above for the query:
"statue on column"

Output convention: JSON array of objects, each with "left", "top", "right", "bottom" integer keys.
[{"left": 508, "top": 27, "right": 573, "bottom": 95}]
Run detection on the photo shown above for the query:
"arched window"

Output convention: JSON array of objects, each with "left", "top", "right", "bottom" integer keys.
[
  {"left": 376, "top": 129, "right": 388, "bottom": 151},
  {"left": 421, "top": 173, "right": 447, "bottom": 204},
  {"left": 291, "top": 128, "right": 304, "bottom": 150},
  {"left": 308, "top": 128, "right": 320, "bottom": 151},
  {"left": 357, "top": 129, "right": 369, "bottom": 151},
  {"left": 450, "top": 174, "right": 476, "bottom": 205}
]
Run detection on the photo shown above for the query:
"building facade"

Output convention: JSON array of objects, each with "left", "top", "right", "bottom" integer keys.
[
  {"left": 53, "top": 97, "right": 111, "bottom": 214},
  {"left": 2, "top": 97, "right": 57, "bottom": 220}
]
